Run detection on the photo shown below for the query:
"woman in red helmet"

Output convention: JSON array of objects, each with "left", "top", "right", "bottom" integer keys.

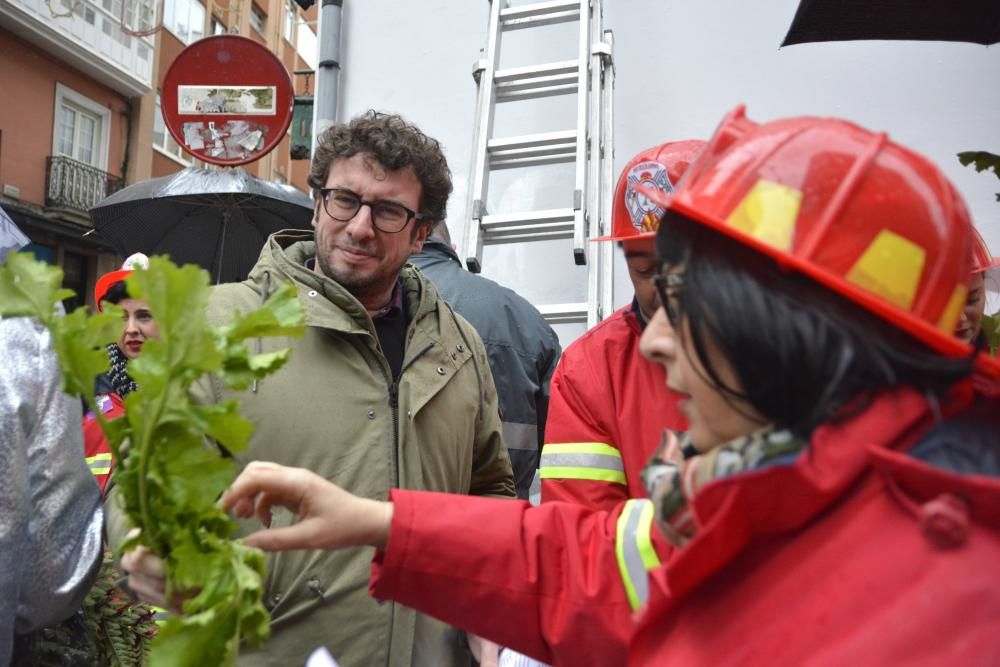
[
  {"left": 137, "top": 108, "right": 1000, "bottom": 665},
  {"left": 957, "top": 228, "right": 998, "bottom": 350},
  {"left": 83, "top": 253, "right": 160, "bottom": 494}
]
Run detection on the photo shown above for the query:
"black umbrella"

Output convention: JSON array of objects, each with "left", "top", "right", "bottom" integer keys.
[
  {"left": 782, "top": 0, "right": 1000, "bottom": 46},
  {"left": 89, "top": 167, "right": 314, "bottom": 284}
]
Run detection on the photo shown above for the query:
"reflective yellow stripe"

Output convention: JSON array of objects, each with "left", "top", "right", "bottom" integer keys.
[
  {"left": 86, "top": 453, "right": 113, "bottom": 477},
  {"left": 615, "top": 499, "right": 662, "bottom": 612},
  {"left": 541, "top": 442, "right": 622, "bottom": 458},
  {"left": 540, "top": 442, "right": 626, "bottom": 484},
  {"left": 539, "top": 466, "right": 627, "bottom": 484}
]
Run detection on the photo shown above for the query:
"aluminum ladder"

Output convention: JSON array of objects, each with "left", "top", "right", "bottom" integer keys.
[{"left": 461, "top": 0, "right": 615, "bottom": 328}]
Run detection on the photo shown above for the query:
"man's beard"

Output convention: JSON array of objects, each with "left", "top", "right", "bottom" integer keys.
[{"left": 314, "top": 244, "right": 405, "bottom": 306}]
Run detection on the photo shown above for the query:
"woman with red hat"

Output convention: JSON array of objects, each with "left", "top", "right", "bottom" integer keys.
[
  {"left": 134, "top": 108, "right": 1000, "bottom": 665},
  {"left": 83, "top": 253, "right": 159, "bottom": 494},
  {"left": 957, "top": 228, "right": 998, "bottom": 350}
]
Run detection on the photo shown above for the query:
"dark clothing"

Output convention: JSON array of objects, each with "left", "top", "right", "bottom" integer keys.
[
  {"left": 909, "top": 394, "right": 1000, "bottom": 476},
  {"left": 411, "top": 237, "right": 561, "bottom": 499},
  {"left": 371, "top": 282, "right": 407, "bottom": 380}
]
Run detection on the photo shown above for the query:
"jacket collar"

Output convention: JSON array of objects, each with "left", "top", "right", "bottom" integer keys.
[
  {"left": 655, "top": 387, "right": 974, "bottom": 601},
  {"left": 247, "top": 230, "right": 440, "bottom": 334},
  {"left": 417, "top": 236, "right": 462, "bottom": 265}
]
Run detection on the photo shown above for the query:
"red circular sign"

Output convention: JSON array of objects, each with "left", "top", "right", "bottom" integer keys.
[{"left": 161, "top": 35, "right": 293, "bottom": 167}]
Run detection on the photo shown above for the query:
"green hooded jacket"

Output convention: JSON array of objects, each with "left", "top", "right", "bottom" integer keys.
[{"left": 108, "top": 230, "right": 515, "bottom": 666}]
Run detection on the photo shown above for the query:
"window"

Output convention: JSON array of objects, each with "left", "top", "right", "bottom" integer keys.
[
  {"left": 211, "top": 15, "right": 226, "bottom": 34},
  {"left": 249, "top": 3, "right": 265, "bottom": 34},
  {"left": 164, "top": 0, "right": 205, "bottom": 44},
  {"left": 296, "top": 20, "right": 317, "bottom": 68},
  {"left": 153, "top": 92, "right": 193, "bottom": 165},
  {"left": 283, "top": 0, "right": 295, "bottom": 42},
  {"left": 53, "top": 84, "right": 110, "bottom": 170}
]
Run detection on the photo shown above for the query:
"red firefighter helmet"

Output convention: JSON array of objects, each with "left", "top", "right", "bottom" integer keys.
[
  {"left": 641, "top": 106, "right": 991, "bottom": 371},
  {"left": 593, "top": 140, "right": 705, "bottom": 242},
  {"left": 971, "top": 226, "right": 999, "bottom": 274},
  {"left": 94, "top": 252, "right": 150, "bottom": 311}
]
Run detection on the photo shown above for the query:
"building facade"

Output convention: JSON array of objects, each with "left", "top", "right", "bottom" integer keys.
[{"left": 0, "top": 0, "right": 314, "bottom": 308}]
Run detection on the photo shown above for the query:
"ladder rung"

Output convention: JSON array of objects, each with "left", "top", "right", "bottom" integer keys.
[
  {"left": 481, "top": 208, "right": 576, "bottom": 243},
  {"left": 494, "top": 60, "right": 579, "bottom": 101},
  {"left": 488, "top": 130, "right": 577, "bottom": 168},
  {"left": 501, "top": 0, "right": 580, "bottom": 30},
  {"left": 537, "top": 302, "right": 588, "bottom": 325}
]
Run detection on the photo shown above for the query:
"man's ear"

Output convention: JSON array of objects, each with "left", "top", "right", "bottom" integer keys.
[
  {"left": 311, "top": 200, "right": 321, "bottom": 229},
  {"left": 411, "top": 222, "right": 432, "bottom": 254}
]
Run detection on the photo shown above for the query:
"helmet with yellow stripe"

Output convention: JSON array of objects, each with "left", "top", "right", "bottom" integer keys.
[{"left": 641, "top": 106, "right": 989, "bottom": 371}]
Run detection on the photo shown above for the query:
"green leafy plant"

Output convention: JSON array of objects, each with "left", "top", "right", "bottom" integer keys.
[
  {"left": 982, "top": 312, "right": 1000, "bottom": 355},
  {"left": 958, "top": 151, "right": 1000, "bottom": 202},
  {"left": 0, "top": 252, "right": 305, "bottom": 666}
]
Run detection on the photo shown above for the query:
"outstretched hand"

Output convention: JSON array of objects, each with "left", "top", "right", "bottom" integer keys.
[{"left": 221, "top": 461, "right": 394, "bottom": 552}]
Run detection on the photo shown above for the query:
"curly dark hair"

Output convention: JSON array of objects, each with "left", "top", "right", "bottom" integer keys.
[{"left": 308, "top": 110, "right": 453, "bottom": 225}]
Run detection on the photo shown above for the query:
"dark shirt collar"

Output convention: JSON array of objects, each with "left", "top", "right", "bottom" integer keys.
[{"left": 370, "top": 281, "right": 404, "bottom": 320}]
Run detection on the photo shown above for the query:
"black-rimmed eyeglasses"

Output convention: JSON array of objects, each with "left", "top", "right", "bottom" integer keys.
[
  {"left": 319, "top": 187, "right": 426, "bottom": 234},
  {"left": 652, "top": 272, "right": 683, "bottom": 326}
]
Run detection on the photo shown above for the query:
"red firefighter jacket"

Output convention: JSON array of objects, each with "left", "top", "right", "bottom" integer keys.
[
  {"left": 541, "top": 304, "right": 687, "bottom": 507},
  {"left": 370, "top": 388, "right": 1000, "bottom": 666},
  {"left": 82, "top": 391, "right": 124, "bottom": 495}
]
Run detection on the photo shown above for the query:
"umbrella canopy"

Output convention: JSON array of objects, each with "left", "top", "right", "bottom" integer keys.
[
  {"left": 1, "top": 204, "right": 31, "bottom": 263},
  {"left": 90, "top": 167, "right": 315, "bottom": 284},
  {"left": 782, "top": 0, "right": 1000, "bottom": 46}
]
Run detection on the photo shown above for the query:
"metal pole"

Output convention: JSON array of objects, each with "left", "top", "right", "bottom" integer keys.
[{"left": 312, "top": 0, "right": 343, "bottom": 149}]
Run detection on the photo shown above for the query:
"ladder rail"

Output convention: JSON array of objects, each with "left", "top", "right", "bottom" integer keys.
[
  {"left": 462, "top": 0, "right": 614, "bottom": 333},
  {"left": 571, "top": 0, "right": 590, "bottom": 266},
  {"left": 462, "top": 0, "right": 504, "bottom": 273}
]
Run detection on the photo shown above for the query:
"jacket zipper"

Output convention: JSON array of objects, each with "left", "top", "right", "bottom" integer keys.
[{"left": 388, "top": 380, "right": 400, "bottom": 488}]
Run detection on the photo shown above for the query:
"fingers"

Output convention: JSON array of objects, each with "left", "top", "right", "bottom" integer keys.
[
  {"left": 243, "top": 519, "right": 327, "bottom": 552},
  {"left": 121, "top": 544, "right": 169, "bottom": 608},
  {"left": 222, "top": 461, "right": 309, "bottom": 519}
]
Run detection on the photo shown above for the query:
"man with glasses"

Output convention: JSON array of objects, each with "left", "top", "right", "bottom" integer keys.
[{"left": 113, "top": 111, "right": 515, "bottom": 667}]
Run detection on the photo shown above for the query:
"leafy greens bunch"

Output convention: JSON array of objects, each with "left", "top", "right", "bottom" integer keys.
[{"left": 0, "top": 252, "right": 306, "bottom": 666}]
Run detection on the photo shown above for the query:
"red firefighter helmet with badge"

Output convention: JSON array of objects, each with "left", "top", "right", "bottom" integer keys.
[
  {"left": 593, "top": 140, "right": 705, "bottom": 242},
  {"left": 94, "top": 252, "right": 150, "bottom": 311},
  {"left": 640, "top": 106, "right": 997, "bottom": 378}
]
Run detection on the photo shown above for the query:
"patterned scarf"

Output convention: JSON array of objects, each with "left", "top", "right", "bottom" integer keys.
[
  {"left": 641, "top": 428, "right": 805, "bottom": 547},
  {"left": 105, "top": 342, "right": 138, "bottom": 398}
]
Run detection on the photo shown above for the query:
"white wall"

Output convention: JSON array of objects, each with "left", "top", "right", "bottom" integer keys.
[{"left": 335, "top": 0, "right": 1000, "bottom": 340}]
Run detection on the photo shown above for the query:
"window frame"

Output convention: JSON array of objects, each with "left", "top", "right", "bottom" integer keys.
[
  {"left": 249, "top": 2, "right": 266, "bottom": 35},
  {"left": 163, "top": 0, "right": 206, "bottom": 44},
  {"left": 52, "top": 83, "right": 111, "bottom": 170},
  {"left": 152, "top": 91, "right": 194, "bottom": 166}
]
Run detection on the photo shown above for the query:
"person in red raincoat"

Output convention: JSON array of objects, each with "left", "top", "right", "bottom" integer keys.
[
  {"left": 136, "top": 107, "right": 1000, "bottom": 666},
  {"left": 82, "top": 253, "right": 158, "bottom": 494}
]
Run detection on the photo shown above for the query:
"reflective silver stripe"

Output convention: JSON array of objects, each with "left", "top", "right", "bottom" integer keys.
[
  {"left": 615, "top": 499, "right": 661, "bottom": 611},
  {"left": 539, "top": 452, "right": 625, "bottom": 473},
  {"left": 502, "top": 421, "right": 538, "bottom": 452}
]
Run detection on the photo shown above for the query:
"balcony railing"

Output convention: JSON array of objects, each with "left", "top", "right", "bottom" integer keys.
[{"left": 46, "top": 155, "right": 124, "bottom": 215}]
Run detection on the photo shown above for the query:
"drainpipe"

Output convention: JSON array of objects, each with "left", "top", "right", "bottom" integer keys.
[{"left": 312, "top": 0, "right": 342, "bottom": 148}]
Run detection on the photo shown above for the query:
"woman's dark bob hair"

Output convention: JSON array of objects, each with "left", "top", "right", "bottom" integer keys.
[
  {"left": 655, "top": 211, "right": 973, "bottom": 437},
  {"left": 100, "top": 280, "right": 130, "bottom": 305}
]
